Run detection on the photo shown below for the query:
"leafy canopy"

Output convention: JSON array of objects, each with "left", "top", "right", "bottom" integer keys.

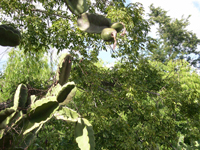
[{"left": 0, "top": 49, "right": 51, "bottom": 102}]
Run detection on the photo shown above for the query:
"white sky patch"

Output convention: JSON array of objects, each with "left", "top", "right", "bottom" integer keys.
[
  {"left": 127, "top": 0, "right": 200, "bottom": 39},
  {"left": 0, "top": 47, "right": 12, "bottom": 71},
  {"left": 104, "top": 62, "right": 115, "bottom": 68}
]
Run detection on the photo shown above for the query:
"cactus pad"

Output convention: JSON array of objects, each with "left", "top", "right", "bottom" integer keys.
[
  {"left": 64, "top": 0, "right": 88, "bottom": 16},
  {"left": 77, "top": 13, "right": 112, "bottom": 33},
  {"left": 13, "top": 84, "right": 28, "bottom": 110},
  {"left": 54, "top": 107, "right": 80, "bottom": 122},
  {"left": 75, "top": 118, "right": 95, "bottom": 150},
  {"left": 56, "top": 82, "right": 76, "bottom": 104},
  {"left": 0, "top": 25, "right": 21, "bottom": 47},
  {"left": 23, "top": 96, "right": 59, "bottom": 135},
  {"left": 0, "top": 108, "right": 15, "bottom": 129},
  {"left": 56, "top": 54, "right": 72, "bottom": 86}
]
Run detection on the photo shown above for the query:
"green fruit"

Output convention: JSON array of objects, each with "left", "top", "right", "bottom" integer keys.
[
  {"left": 101, "top": 28, "right": 117, "bottom": 42},
  {"left": 0, "top": 25, "right": 21, "bottom": 47},
  {"left": 101, "top": 28, "right": 117, "bottom": 50},
  {"left": 77, "top": 13, "right": 112, "bottom": 33},
  {"left": 64, "top": 0, "right": 88, "bottom": 16},
  {"left": 111, "top": 22, "right": 124, "bottom": 33}
]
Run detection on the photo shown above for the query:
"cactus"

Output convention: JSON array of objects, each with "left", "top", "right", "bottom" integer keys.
[
  {"left": 56, "top": 82, "right": 76, "bottom": 104},
  {"left": 54, "top": 107, "right": 80, "bottom": 122},
  {"left": 0, "top": 24, "right": 21, "bottom": 47},
  {"left": 75, "top": 118, "right": 95, "bottom": 150},
  {"left": 13, "top": 84, "right": 28, "bottom": 110},
  {"left": 0, "top": 53, "right": 95, "bottom": 149},
  {"left": 0, "top": 108, "right": 16, "bottom": 129},
  {"left": 64, "top": 0, "right": 89, "bottom": 16},
  {"left": 0, "top": 129, "right": 4, "bottom": 139},
  {"left": 23, "top": 96, "right": 59, "bottom": 135},
  {"left": 56, "top": 53, "right": 72, "bottom": 86},
  {"left": 30, "top": 95, "right": 37, "bottom": 104},
  {"left": 77, "top": 13, "right": 112, "bottom": 33}
]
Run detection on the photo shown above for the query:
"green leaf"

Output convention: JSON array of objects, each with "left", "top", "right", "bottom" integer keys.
[
  {"left": 17, "top": 124, "right": 43, "bottom": 149},
  {"left": 0, "top": 132, "right": 13, "bottom": 149}
]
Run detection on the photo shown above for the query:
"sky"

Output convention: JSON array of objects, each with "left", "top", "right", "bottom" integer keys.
[{"left": 0, "top": 0, "right": 200, "bottom": 70}]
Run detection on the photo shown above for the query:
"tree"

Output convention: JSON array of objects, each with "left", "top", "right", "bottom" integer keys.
[
  {"left": 148, "top": 4, "right": 200, "bottom": 64},
  {"left": 70, "top": 57, "right": 200, "bottom": 149},
  {"left": 0, "top": 49, "right": 51, "bottom": 103},
  {"left": 0, "top": 1, "right": 151, "bottom": 61}
]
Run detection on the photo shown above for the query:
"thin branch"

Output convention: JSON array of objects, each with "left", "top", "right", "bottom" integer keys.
[
  {"left": 31, "top": 9, "right": 71, "bottom": 19},
  {"left": 145, "top": 90, "right": 160, "bottom": 96}
]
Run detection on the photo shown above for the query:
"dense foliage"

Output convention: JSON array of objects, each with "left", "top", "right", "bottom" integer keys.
[
  {"left": 0, "top": 0, "right": 200, "bottom": 149},
  {"left": 148, "top": 4, "right": 200, "bottom": 64},
  {"left": 0, "top": 49, "right": 51, "bottom": 102}
]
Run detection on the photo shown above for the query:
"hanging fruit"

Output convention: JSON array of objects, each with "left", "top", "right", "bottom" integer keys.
[
  {"left": 110, "top": 22, "right": 126, "bottom": 36},
  {"left": 77, "top": 13, "right": 112, "bottom": 33},
  {"left": 64, "top": 0, "right": 89, "bottom": 16},
  {"left": 0, "top": 25, "right": 21, "bottom": 47},
  {"left": 101, "top": 28, "right": 117, "bottom": 50}
]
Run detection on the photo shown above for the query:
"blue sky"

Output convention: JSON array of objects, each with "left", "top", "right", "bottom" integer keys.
[
  {"left": 193, "top": 1, "right": 200, "bottom": 11},
  {"left": 1, "top": 0, "right": 200, "bottom": 70}
]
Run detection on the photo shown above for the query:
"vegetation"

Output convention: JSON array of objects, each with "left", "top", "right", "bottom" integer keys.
[
  {"left": 0, "top": 49, "right": 51, "bottom": 102},
  {"left": 0, "top": 0, "right": 200, "bottom": 149}
]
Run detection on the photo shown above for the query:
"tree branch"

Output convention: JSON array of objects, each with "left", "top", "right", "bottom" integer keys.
[{"left": 31, "top": 9, "right": 71, "bottom": 19}]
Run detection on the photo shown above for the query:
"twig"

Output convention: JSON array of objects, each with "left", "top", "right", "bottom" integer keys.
[
  {"left": 119, "top": 22, "right": 126, "bottom": 36},
  {"left": 31, "top": 9, "right": 71, "bottom": 19}
]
